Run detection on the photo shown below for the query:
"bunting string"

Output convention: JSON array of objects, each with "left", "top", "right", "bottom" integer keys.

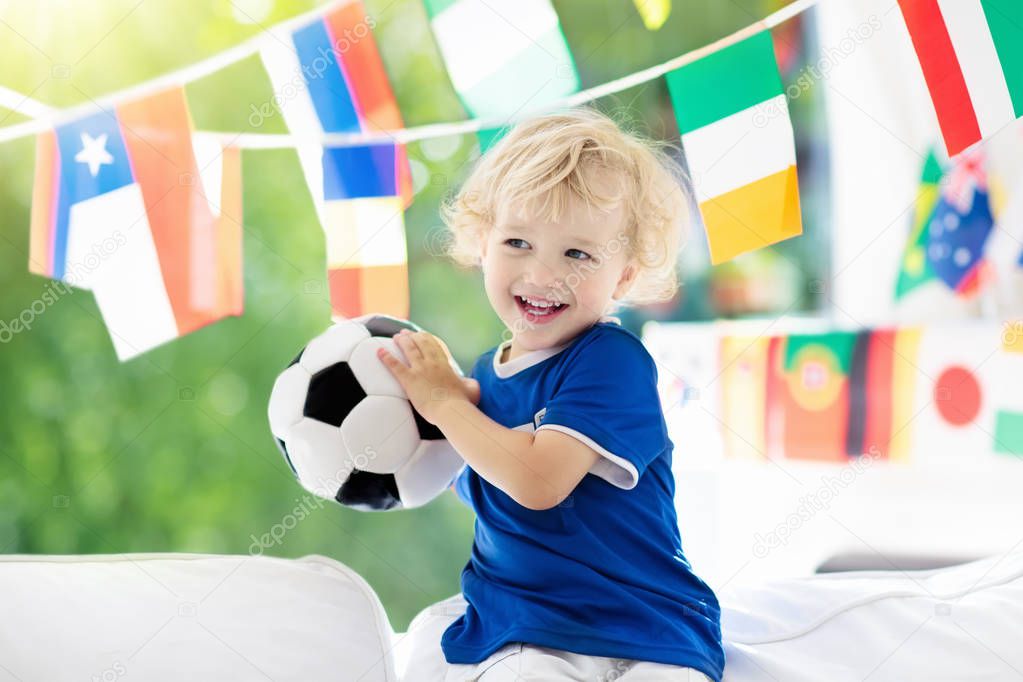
[
  {"left": 0, "top": 0, "right": 347, "bottom": 144},
  {"left": 0, "top": 85, "right": 55, "bottom": 118},
  {"left": 8, "top": 0, "right": 1023, "bottom": 361},
  {"left": 0, "top": 0, "right": 818, "bottom": 148}
]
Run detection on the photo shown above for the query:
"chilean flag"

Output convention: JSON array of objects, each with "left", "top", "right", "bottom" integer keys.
[
  {"left": 260, "top": 1, "right": 411, "bottom": 320},
  {"left": 29, "top": 87, "right": 243, "bottom": 360}
]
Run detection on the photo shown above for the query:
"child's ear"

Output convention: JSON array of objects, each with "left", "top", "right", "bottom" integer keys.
[
  {"left": 478, "top": 229, "right": 490, "bottom": 260},
  {"left": 612, "top": 262, "right": 638, "bottom": 300}
]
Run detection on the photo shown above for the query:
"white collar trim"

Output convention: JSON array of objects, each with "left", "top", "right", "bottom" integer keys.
[
  {"left": 493, "top": 340, "right": 570, "bottom": 378},
  {"left": 491, "top": 316, "right": 621, "bottom": 379}
]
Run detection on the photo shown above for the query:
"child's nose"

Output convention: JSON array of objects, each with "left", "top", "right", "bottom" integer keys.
[{"left": 523, "top": 257, "right": 562, "bottom": 289}]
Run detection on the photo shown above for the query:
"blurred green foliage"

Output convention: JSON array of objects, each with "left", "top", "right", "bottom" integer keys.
[{"left": 0, "top": 0, "right": 823, "bottom": 630}]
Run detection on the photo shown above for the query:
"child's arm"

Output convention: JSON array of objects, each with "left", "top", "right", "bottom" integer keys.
[
  {"left": 377, "top": 329, "right": 599, "bottom": 510},
  {"left": 433, "top": 399, "right": 599, "bottom": 510}
]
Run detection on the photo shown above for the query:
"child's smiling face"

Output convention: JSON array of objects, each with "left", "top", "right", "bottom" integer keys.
[{"left": 480, "top": 180, "right": 637, "bottom": 359}]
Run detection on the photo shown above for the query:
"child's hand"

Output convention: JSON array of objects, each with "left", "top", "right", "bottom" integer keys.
[{"left": 376, "top": 329, "right": 480, "bottom": 425}]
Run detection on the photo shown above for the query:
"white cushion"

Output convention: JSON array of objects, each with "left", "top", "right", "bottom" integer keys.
[
  {"left": 2, "top": 549, "right": 1021, "bottom": 681},
  {"left": 719, "top": 548, "right": 1023, "bottom": 681},
  {"left": 0, "top": 553, "right": 397, "bottom": 682}
]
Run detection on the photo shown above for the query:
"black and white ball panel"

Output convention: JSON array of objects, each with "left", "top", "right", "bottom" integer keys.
[
  {"left": 360, "top": 314, "right": 421, "bottom": 338},
  {"left": 414, "top": 411, "right": 445, "bottom": 440},
  {"left": 352, "top": 315, "right": 463, "bottom": 415},
  {"left": 268, "top": 365, "right": 312, "bottom": 441},
  {"left": 284, "top": 418, "right": 352, "bottom": 498},
  {"left": 347, "top": 337, "right": 407, "bottom": 399},
  {"left": 337, "top": 470, "right": 401, "bottom": 511},
  {"left": 305, "top": 362, "right": 365, "bottom": 428},
  {"left": 298, "top": 322, "right": 369, "bottom": 375},
  {"left": 268, "top": 315, "right": 466, "bottom": 511},
  {"left": 274, "top": 437, "right": 297, "bottom": 475},
  {"left": 340, "top": 395, "right": 420, "bottom": 474},
  {"left": 394, "top": 441, "right": 466, "bottom": 508}
]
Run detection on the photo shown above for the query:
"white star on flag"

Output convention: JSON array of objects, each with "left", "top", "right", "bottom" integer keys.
[{"left": 74, "top": 132, "right": 114, "bottom": 177}]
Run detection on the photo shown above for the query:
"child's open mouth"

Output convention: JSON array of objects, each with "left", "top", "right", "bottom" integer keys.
[{"left": 514, "top": 295, "right": 568, "bottom": 324}]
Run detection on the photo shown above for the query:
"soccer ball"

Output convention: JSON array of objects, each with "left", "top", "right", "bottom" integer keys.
[{"left": 267, "top": 314, "right": 465, "bottom": 511}]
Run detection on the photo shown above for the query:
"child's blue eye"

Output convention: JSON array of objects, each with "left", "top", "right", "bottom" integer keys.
[
  {"left": 566, "top": 249, "right": 591, "bottom": 260},
  {"left": 505, "top": 238, "right": 529, "bottom": 249}
]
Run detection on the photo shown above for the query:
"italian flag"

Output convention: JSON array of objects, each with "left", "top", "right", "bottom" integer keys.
[
  {"left": 666, "top": 30, "right": 801, "bottom": 265},
  {"left": 898, "top": 0, "right": 1023, "bottom": 156},
  {"left": 423, "top": 0, "right": 580, "bottom": 120}
]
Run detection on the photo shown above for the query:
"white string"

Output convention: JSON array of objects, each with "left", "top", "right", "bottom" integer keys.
[
  {"left": 0, "top": 0, "right": 347, "bottom": 145},
  {"left": 0, "top": 85, "right": 54, "bottom": 118},
  {"left": 0, "top": 0, "right": 818, "bottom": 148},
  {"left": 233, "top": 0, "right": 819, "bottom": 148}
]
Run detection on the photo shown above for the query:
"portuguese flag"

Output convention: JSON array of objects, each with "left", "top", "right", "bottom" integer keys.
[
  {"left": 766, "top": 332, "right": 858, "bottom": 462},
  {"left": 666, "top": 30, "right": 802, "bottom": 264},
  {"left": 898, "top": 0, "right": 1023, "bottom": 156}
]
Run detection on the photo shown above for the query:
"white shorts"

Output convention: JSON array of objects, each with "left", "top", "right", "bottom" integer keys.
[{"left": 396, "top": 593, "right": 714, "bottom": 682}]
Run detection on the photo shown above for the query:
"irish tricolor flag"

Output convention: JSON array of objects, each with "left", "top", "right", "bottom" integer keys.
[
  {"left": 666, "top": 30, "right": 802, "bottom": 264},
  {"left": 898, "top": 0, "right": 1023, "bottom": 156}
]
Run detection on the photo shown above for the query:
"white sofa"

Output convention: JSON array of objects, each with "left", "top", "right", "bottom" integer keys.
[{"left": 1, "top": 549, "right": 1021, "bottom": 681}]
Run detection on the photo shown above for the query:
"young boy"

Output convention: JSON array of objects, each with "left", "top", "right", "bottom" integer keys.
[{"left": 377, "top": 107, "right": 724, "bottom": 681}]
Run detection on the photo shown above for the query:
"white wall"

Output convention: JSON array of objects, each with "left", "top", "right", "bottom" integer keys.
[
  {"left": 640, "top": 0, "right": 1023, "bottom": 592},
  {"left": 644, "top": 317, "right": 1023, "bottom": 592},
  {"left": 819, "top": 0, "right": 939, "bottom": 325},
  {"left": 820, "top": 0, "right": 1023, "bottom": 324}
]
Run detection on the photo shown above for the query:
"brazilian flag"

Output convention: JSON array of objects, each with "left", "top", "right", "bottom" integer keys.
[{"left": 895, "top": 149, "right": 944, "bottom": 300}]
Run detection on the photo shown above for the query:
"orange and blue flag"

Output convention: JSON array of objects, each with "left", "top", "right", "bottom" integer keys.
[
  {"left": 29, "top": 87, "right": 243, "bottom": 360},
  {"left": 320, "top": 141, "right": 409, "bottom": 321},
  {"left": 260, "top": 1, "right": 411, "bottom": 319},
  {"left": 322, "top": 143, "right": 402, "bottom": 199}
]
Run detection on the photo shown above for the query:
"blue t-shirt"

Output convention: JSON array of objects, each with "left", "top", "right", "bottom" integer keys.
[{"left": 441, "top": 320, "right": 725, "bottom": 681}]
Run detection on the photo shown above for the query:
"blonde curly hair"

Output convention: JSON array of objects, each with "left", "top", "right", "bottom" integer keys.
[{"left": 440, "top": 106, "right": 689, "bottom": 312}]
